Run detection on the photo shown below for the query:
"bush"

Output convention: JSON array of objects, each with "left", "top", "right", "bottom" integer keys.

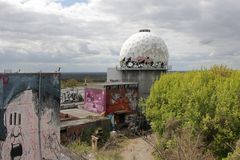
[
  {"left": 61, "top": 79, "right": 80, "bottom": 88},
  {"left": 154, "top": 127, "right": 215, "bottom": 160},
  {"left": 66, "top": 140, "right": 91, "bottom": 155},
  {"left": 144, "top": 65, "right": 240, "bottom": 159},
  {"left": 224, "top": 139, "right": 240, "bottom": 160}
]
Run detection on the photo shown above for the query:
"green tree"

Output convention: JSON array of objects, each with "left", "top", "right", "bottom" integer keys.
[{"left": 144, "top": 65, "right": 240, "bottom": 159}]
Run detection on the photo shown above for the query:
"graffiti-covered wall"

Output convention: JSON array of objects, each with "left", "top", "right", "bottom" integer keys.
[
  {"left": 84, "top": 88, "right": 105, "bottom": 113},
  {"left": 106, "top": 83, "right": 138, "bottom": 114},
  {"left": 61, "top": 88, "right": 84, "bottom": 104},
  {"left": 0, "top": 73, "right": 60, "bottom": 160}
]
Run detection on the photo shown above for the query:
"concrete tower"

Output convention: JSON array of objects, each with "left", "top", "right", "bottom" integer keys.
[{"left": 107, "top": 29, "right": 169, "bottom": 98}]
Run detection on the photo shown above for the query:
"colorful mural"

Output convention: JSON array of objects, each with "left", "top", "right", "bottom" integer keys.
[
  {"left": 106, "top": 84, "right": 138, "bottom": 114},
  {"left": 84, "top": 88, "right": 105, "bottom": 113},
  {"left": 120, "top": 56, "right": 167, "bottom": 69},
  {"left": 0, "top": 73, "right": 60, "bottom": 160}
]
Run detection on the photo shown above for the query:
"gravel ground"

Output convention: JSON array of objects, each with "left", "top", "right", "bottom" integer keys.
[{"left": 120, "top": 136, "right": 155, "bottom": 160}]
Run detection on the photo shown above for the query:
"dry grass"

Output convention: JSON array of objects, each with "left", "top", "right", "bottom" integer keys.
[{"left": 155, "top": 127, "right": 215, "bottom": 160}]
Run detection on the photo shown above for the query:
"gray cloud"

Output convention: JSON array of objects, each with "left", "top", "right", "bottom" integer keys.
[
  {"left": 200, "top": 39, "right": 213, "bottom": 45},
  {"left": 0, "top": 0, "right": 239, "bottom": 72}
]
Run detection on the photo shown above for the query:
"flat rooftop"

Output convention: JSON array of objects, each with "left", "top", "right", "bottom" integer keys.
[
  {"left": 60, "top": 108, "right": 107, "bottom": 129},
  {"left": 85, "top": 82, "right": 138, "bottom": 89},
  {"left": 100, "top": 82, "right": 138, "bottom": 86}
]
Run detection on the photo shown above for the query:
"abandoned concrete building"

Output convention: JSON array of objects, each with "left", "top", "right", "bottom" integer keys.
[
  {"left": 0, "top": 29, "right": 170, "bottom": 159},
  {"left": 60, "top": 29, "right": 170, "bottom": 144}
]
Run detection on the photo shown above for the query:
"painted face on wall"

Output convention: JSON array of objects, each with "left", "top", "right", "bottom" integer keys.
[
  {"left": 0, "top": 74, "right": 61, "bottom": 160},
  {"left": 1, "top": 90, "right": 39, "bottom": 160},
  {"left": 1, "top": 90, "right": 60, "bottom": 160},
  {"left": 9, "top": 125, "right": 23, "bottom": 160}
]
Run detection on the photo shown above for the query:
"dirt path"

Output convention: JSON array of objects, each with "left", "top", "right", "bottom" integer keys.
[{"left": 120, "top": 136, "right": 155, "bottom": 160}]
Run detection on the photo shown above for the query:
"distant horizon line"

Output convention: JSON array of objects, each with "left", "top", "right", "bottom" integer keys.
[{"left": 1, "top": 70, "right": 189, "bottom": 74}]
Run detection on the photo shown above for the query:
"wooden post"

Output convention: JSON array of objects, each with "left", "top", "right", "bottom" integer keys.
[{"left": 91, "top": 135, "right": 99, "bottom": 152}]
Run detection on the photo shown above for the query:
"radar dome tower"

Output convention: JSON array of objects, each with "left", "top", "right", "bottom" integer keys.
[
  {"left": 107, "top": 29, "right": 170, "bottom": 97},
  {"left": 120, "top": 29, "right": 169, "bottom": 70}
]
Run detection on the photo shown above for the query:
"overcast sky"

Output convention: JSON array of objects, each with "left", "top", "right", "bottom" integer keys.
[{"left": 0, "top": 0, "right": 239, "bottom": 72}]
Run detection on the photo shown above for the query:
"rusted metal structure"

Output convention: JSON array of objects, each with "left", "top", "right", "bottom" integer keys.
[{"left": 0, "top": 73, "right": 60, "bottom": 160}]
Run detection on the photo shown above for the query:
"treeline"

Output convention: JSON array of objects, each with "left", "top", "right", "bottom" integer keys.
[
  {"left": 61, "top": 72, "right": 107, "bottom": 81},
  {"left": 61, "top": 79, "right": 84, "bottom": 88},
  {"left": 142, "top": 65, "right": 240, "bottom": 159},
  {"left": 61, "top": 73, "right": 107, "bottom": 88}
]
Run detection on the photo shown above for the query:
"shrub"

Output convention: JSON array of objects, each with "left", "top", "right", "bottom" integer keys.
[
  {"left": 61, "top": 79, "right": 80, "bottom": 88},
  {"left": 155, "top": 127, "right": 215, "bottom": 160},
  {"left": 224, "top": 139, "right": 240, "bottom": 160},
  {"left": 144, "top": 65, "right": 240, "bottom": 159},
  {"left": 66, "top": 140, "right": 91, "bottom": 155}
]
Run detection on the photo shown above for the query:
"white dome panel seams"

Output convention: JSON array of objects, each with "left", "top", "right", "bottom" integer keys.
[{"left": 120, "top": 30, "right": 169, "bottom": 69}]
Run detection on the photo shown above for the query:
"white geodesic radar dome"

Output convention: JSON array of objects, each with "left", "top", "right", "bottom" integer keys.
[{"left": 120, "top": 29, "right": 169, "bottom": 69}]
